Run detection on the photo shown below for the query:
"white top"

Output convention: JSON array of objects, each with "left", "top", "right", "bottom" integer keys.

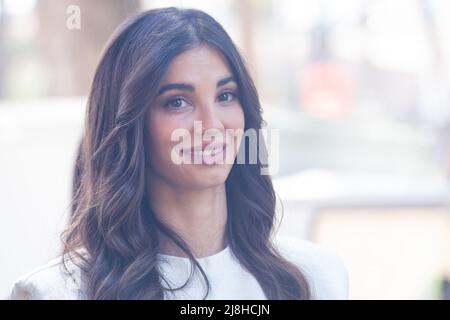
[{"left": 8, "top": 237, "right": 349, "bottom": 300}]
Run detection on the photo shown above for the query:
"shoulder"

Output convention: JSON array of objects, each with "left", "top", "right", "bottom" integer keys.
[
  {"left": 273, "top": 236, "right": 349, "bottom": 300},
  {"left": 8, "top": 254, "right": 86, "bottom": 300}
]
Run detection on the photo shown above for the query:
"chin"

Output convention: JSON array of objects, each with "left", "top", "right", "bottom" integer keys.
[{"left": 185, "top": 163, "right": 233, "bottom": 189}]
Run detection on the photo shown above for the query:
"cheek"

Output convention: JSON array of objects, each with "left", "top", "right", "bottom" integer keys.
[
  {"left": 147, "top": 112, "right": 185, "bottom": 163},
  {"left": 223, "top": 104, "right": 245, "bottom": 130},
  {"left": 221, "top": 105, "right": 245, "bottom": 155}
]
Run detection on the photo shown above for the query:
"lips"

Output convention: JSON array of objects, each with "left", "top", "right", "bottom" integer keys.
[
  {"left": 183, "top": 142, "right": 228, "bottom": 164},
  {"left": 185, "top": 142, "right": 227, "bottom": 155}
]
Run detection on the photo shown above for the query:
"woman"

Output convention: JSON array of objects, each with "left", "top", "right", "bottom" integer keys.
[{"left": 9, "top": 7, "right": 348, "bottom": 300}]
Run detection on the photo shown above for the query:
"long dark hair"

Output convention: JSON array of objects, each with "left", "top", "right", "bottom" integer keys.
[{"left": 63, "top": 7, "right": 310, "bottom": 300}]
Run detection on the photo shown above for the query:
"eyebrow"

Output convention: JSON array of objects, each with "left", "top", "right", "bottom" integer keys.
[{"left": 156, "top": 75, "right": 236, "bottom": 97}]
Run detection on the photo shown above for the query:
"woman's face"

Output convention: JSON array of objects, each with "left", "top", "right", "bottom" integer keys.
[{"left": 146, "top": 44, "right": 245, "bottom": 189}]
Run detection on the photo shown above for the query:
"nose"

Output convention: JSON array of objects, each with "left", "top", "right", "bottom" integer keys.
[{"left": 196, "top": 102, "right": 225, "bottom": 133}]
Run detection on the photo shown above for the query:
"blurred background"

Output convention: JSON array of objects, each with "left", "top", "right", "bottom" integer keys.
[{"left": 1, "top": 0, "right": 449, "bottom": 299}]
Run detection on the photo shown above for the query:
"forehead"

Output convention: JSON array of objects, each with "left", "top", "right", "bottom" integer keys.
[{"left": 161, "top": 44, "right": 233, "bottom": 83}]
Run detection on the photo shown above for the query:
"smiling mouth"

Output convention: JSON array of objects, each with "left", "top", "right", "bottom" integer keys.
[
  {"left": 182, "top": 143, "right": 228, "bottom": 164},
  {"left": 184, "top": 146, "right": 225, "bottom": 156}
]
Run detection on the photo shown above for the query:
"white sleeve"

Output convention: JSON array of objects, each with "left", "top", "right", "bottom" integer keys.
[
  {"left": 274, "top": 236, "right": 350, "bottom": 300},
  {"left": 9, "top": 277, "right": 35, "bottom": 300},
  {"left": 8, "top": 258, "right": 84, "bottom": 300},
  {"left": 306, "top": 245, "right": 349, "bottom": 299}
]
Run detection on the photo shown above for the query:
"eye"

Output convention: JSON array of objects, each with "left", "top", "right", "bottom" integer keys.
[
  {"left": 163, "top": 97, "right": 190, "bottom": 110},
  {"left": 217, "top": 91, "right": 237, "bottom": 103}
]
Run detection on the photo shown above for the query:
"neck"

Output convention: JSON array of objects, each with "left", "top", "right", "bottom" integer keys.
[{"left": 147, "top": 174, "right": 228, "bottom": 258}]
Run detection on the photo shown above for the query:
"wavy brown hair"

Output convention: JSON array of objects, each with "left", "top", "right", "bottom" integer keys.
[{"left": 62, "top": 7, "right": 310, "bottom": 300}]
